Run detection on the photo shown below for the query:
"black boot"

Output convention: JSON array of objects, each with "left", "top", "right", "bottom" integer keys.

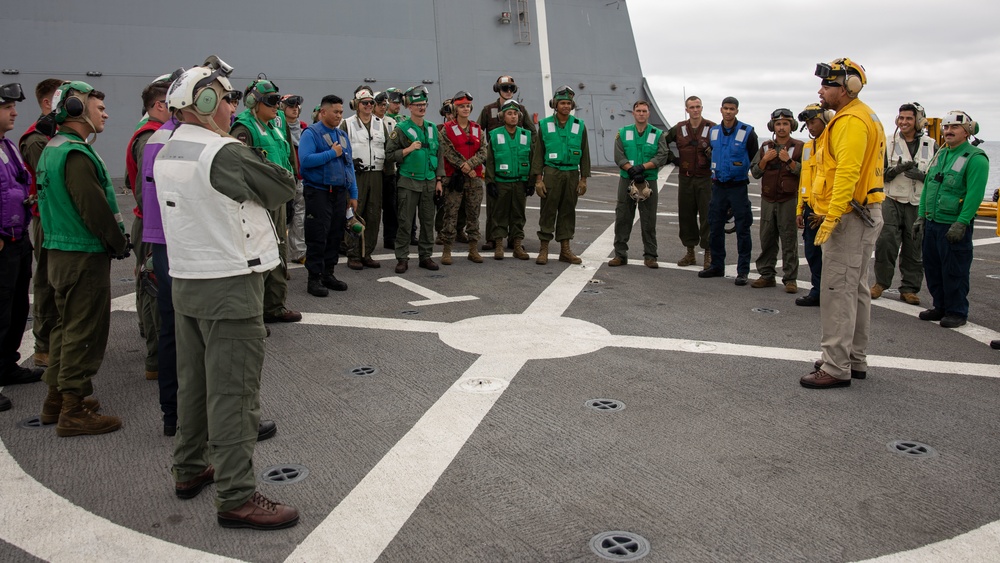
[
  {"left": 322, "top": 269, "right": 348, "bottom": 291},
  {"left": 307, "top": 274, "right": 329, "bottom": 297}
]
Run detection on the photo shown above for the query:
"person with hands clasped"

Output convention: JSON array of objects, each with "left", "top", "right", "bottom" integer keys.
[{"left": 484, "top": 99, "right": 536, "bottom": 260}]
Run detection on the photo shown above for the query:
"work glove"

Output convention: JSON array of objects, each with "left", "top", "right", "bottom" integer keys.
[
  {"left": 911, "top": 217, "right": 926, "bottom": 240},
  {"left": 883, "top": 165, "right": 900, "bottom": 183},
  {"left": 577, "top": 177, "right": 587, "bottom": 196},
  {"left": 808, "top": 212, "right": 825, "bottom": 229},
  {"left": 945, "top": 221, "right": 967, "bottom": 243},
  {"left": 628, "top": 165, "right": 645, "bottom": 181},
  {"left": 535, "top": 179, "right": 547, "bottom": 198},
  {"left": 487, "top": 182, "right": 499, "bottom": 199},
  {"left": 524, "top": 183, "right": 535, "bottom": 197},
  {"left": 902, "top": 168, "right": 926, "bottom": 182},
  {"left": 813, "top": 217, "right": 838, "bottom": 246},
  {"left": 110, "top": 234, "right": 133, "bottom": 260}
]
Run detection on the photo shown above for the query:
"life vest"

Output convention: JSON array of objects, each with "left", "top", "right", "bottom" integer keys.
[
  {"left": 0, "top": 137, "right": 32, "bottom": 239},
  {"left": 798, "top": 138, "right": 818, "bottom": 212},
  {"left": 154, "top": 124, "right": 280, "bottom": 279},
  {"left": 396, "top": 118, "right": 439, "bottom": 181},
  {"left": 674, "top": 119, "right": 714, "bottom": 177},
  {"left": 920, "top": 141, "right": 988, "bottom": 224},
  {"left": 539, "top": 115, "right": 584, "bottom": 170},
  {"left": 125, "top": 119, "right": 162, "bottom": 219},
  {"left": 617, "top": 124, "right": 662, "bottom": 181},
  {"left": 489, "top": 125, "right": 531, "bottom": 182},
  {"left": 817, "top": 98, "right": 886, "bottom": 207},
  {"left": 344, "top": 114, "right": 386, "bottom": 172},
  {"left": 709, "top": 121, "right": 754, "bottom": 183},
  {"left": 443, "top": 120, "right": 484, "bottom": 177},
  {"left": 36, "top": 131, "right": 123, "bottom": 253},
  {"left": 759, "top": 138, "right": 804, "bottom": 202},
  {"left": 140, "top": 119, "right": 178, "bottom": 245},
  {"left": 232, "top": 109, "right": 293, "bottom": 173},
  {"left": 19, "top": 120, "right": 53, "bottom": 218},
  {"left": 884, "top": 132, "right": 936, "bottom": 205}
]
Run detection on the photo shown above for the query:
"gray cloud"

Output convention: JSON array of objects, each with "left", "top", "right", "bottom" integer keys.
[{"left": 630, "top": 0, "right": 1000, "bottom": 137}]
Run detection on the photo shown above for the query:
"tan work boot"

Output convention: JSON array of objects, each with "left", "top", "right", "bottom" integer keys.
[
  {"left": 40, "top": 386, "right": 101, "bottom": 424},
  {"left": 33, "top": 351, "right": 49, "bottom": 368},
  {"left": 703, "top": 249, "right": 712, "bottom": 270},
  {"left": 512, "top": 238, "right": 529, "bottom": 260},
  {"left": 468, "top": 242, "right": 483, "bottom": 263},
  {"left": 870, "top": 283, "right": 886, "bottom": 299},
  {"left": 536, "top": 240, "right": 549, "bottom": 265},
  {"left": 56, "top": 393, "right": 121, "bottom": 437},
  {"left": 494, "top": 239, "right": 504, "bottom": 260},
  {"left": 145, "top": 370, "right": 158, "bottom": 380},
  {"left": 900, "top": 292, "right": 920, "bottom": 305},
  {"left": 558, "top": 240, "right": 582, "bottom": 264},
  {"left": 677, "top": 247, "right": 696, "bottom": 267},
  {"left": 440, "top": 245, "right": 453, "bottom": 265}
]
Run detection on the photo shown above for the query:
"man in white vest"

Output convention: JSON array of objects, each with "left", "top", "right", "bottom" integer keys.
[
  {"left": 341, "top": 86, "right": 388, "bottom": 269},
  {"left": 155, "top": 58, "right": 299, "bottom": 530},
  {"left": 872, "top": 103, "right": 937, "bottom": 305}
]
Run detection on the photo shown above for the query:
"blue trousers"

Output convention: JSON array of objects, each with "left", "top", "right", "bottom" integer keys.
[
  {"left": 151, "top": 243, "right": 177, "bottom": 428},
  {"left": 708, "top": 182, "right": 753, "bottom": 276},
  {"left": 802, "top": 204, "right": 823, "bottom": 298},
  {"left": 923, "top": 220, "right": 973, "bottom": 319}
]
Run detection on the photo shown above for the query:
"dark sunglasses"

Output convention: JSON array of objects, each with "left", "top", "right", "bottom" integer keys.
[
  {"left": 359, "top": 100, "right": 375, "bottom": 106},
  {"left": 499, "top": 84, "right": 516, "bottom": 93}
]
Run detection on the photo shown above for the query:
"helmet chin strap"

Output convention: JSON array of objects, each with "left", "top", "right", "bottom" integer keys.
[{"left": 194, "top": 110, "right": 230, "bottom": 137}]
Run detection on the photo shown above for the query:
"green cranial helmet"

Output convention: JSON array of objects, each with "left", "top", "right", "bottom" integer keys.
[
  {"left": 51, "top": 80, "right": 95, "bottom": 124},
  {"left": 245, "top": 75, "right": 281, "bottom": 109},
  {"left": 500, "top": 99, "right": 521, "bottom": 115},
  {"left": 403, "top": 86, "right": 429, "bottom": 105}
]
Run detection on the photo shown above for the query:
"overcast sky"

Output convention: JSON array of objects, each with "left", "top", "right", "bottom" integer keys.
[{"left": 628, "top": 0, "right": 1000, "bottom": 140}]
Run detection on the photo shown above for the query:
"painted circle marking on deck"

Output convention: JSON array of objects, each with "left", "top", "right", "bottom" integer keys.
[{"left": 438, "top": 314, "right": 611, "bottom": 359}]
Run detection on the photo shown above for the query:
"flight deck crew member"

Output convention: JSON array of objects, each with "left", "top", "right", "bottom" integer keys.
[
  {"left": 36, "top": 81, "right": 129, "bottom": 435},
  {"left": 0, "top": 83, "right": 44, "bottom": 413},
  {"left": 913, "top": 110, "right": 988, "bottom": 329},
  {"left": 157, "top": 61, "right": 299, "bottom": 530},
  {"left": 384, "top": 86, "right": 445, "bottom": 274},
  {"left": 479, "top": 75, "right": 536, "bottom": 253},
  {"left": 872, "top": 103, "right": 937, "bottom": 305},
  {"left": 794, "top": 103, "right": 834, "bottom": 307},
  {"left": 376, "top": 89, "right": 400, "bottom": 250},
  {"left": 485, "top": 99, "right": 535, "bottom": 260},
  {"left": 126, "top": 74, "right": 176, "bottom": 382},
  {"left": 663, "top": 96, "right": 715, "bottom": 269},
  {"left": 749, "top": 108, "right": 804, "bottom": 293},
  {"left": 341, "top": 86, "right": 386, "bottom": 270},
  {"left": 231, "top": 76, "right": 300, "bottom": 324},
  {"left": 440, "top": 91, "right": 487, "bottom": 265},
  {"left": 298, "top": 94, "right": 358, "bottom": 297},
  {"left": 801, "top": 57, "right": 885, "bottom": 389},
  {"left": 19, "top": 78, "right": 63, "bottom": 369},
  {"left": 280, "top": 94, "right": 308, "bottom": 264},
  {"left": 610, "top": 100, "right": 670, "bottom": 268},
  {"left": 698, "top": 96, "right": 759, "bottom": 286},
  {"left": 532, "top": 85, "right": 590, "bottom": 265}
]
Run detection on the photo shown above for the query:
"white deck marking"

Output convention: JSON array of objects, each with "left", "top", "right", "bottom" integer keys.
[
  {"left": 376, "top": 276, "right": 478, "bottom": 307},
  {"left": 0, "top": 439, "right": 243, "bottom": 563},
  {"left": 857, "top": 520, "right": 1000, "bottom": 562}
]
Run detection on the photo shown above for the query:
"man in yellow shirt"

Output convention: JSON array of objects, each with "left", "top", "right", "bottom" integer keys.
[{"left": 801, "top": 58, "right": 885, "bottom": 389}]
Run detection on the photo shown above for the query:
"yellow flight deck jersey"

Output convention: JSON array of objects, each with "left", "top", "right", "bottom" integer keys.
[{"left": 810, "top": 98, "right": 885, "bottom": 220}]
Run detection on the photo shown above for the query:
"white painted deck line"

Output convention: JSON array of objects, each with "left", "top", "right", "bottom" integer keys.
[{"left": 376, "top": 276, "right": 479, "bottom": 307}]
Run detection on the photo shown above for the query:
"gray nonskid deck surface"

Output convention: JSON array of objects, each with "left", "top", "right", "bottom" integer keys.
[{"left": 1, "top": 167, "right": 999, "bottom": 562}]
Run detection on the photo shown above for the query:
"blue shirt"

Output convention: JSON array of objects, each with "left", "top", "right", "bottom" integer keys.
[{"left": 299, "top": 122, "right": 358, "bottom": 199}]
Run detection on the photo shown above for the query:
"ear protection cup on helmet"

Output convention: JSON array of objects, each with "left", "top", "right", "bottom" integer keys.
[
  {"left": 349, "top": 98, "right": 357, "bottom": 111},
  {"left": 913, "top": 103, "right": 928, "bottom": 130},
  {"left": 766, "top": 117, "right": 797, "bottom": 133},
  {"left": 548, "top": 98, "right": 576, "bottom": 110},
  {"left": 844, "top": 74, "right": 863, "bottom": 97},
  {"left": 194, "top": 86, "right": 219, "bottom": 115},
  {"left": 64, "top": 95, "right": 85, "bottom": 118}
]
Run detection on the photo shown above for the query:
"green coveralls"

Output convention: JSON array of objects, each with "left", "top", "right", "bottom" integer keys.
[
  {"left": 170, "top": 141, "right": 295, "bottom": 512},
  {"left": 19, "top": 125, "right": 57, "bottom": 356},
  {"left": 531, "top": 115, "right": 591, "bottom": 242},
  {"left": 385, "top": 118, "right": 445, "bottom": 261}
]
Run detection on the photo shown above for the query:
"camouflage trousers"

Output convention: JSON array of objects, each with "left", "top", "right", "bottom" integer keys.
[{"left": 441, "top": 176, "right": 484, "bottom": 245}]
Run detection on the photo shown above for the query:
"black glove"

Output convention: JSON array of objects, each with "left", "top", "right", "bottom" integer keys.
[
  {"left": 902, "top": 168, "right": 926, "bottom": 182},
  {"left": 524, "top": 183, "right": 535, "bottom": 197},
  {"left": 110, "top": 234, "right": 132, "bottom": 260},
  {"left": 487, "top": 182, "right": 499, "bottom": 199},
  {"left": 884, "top": 165, "right": 900, "bottom": 183},
  {"left": 352, "top": 157, "right": 364, "bottom": 171},
  {"left": 35, "top": 114, "right": 58, "bottom": 137},
  {"left": 911, "top": 217, "right": 925, "bottom": 240},
  {"left": 433, "top": 191, "right": 445, "bottom": 208},
  {"left": 945, "top": 222, "right": 967, "bottom": 243},
  {"left": 628, "top": 165, "right": 645, "bottom": 181}
]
